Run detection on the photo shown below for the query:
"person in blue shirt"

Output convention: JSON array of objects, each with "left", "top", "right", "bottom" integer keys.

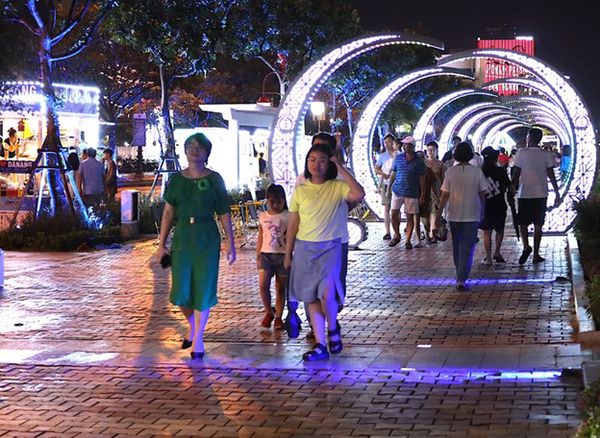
[{"left": 386, "top": 140, "right": 426, "bottom": 249}]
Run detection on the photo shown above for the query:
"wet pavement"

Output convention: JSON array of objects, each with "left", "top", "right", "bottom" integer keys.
[{"left": 0, "top": 224, "right": 589, "bottom": 436}]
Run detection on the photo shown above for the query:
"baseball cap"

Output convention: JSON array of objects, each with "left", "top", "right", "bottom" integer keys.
[
  {"left": 481, "top": 146, "right": 499, "bottom": 159},
  {"left": 400, "top": 135, "right": 414, "bottom": 144}
]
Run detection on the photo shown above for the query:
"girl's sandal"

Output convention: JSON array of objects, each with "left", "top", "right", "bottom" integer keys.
[
  {"left": 328, "top": 326, "right": 343, "bottom": 355},
  {"left": 302, "top": 343, "right": 329, "bottom": 361}
]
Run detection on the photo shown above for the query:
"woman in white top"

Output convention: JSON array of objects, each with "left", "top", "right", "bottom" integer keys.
[{"left": 436, "top": 142, "right": 489, "bottom": 291}]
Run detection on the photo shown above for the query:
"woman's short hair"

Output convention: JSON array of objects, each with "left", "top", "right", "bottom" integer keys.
[
  {"left": 266, "top": 184, "right": 288, "bottom": 209},
  {"left": 453, "top": 141, "right": 474, "bottom": 163},
  {"left": 303, "top": 143, "right": 338, "bottom": 181},
  {"left": 184, "top": 133, "right": 212, "bottom": 158}
]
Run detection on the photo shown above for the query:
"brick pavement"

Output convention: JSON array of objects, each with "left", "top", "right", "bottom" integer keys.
[
  {"left": 0, "top": 223, "right": 587, "bottom": 436},
  {"left": 0, "top": 364, "right": 582, "bottom": 437}
]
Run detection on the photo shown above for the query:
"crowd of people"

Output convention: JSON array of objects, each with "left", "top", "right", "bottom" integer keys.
[
  {"left": 71, "top": 147, "right": 118, "bottom": 207},
  {"left": 377, "top": 128, "right": 561, "bottom": 290},
  {"left": 157, "top": 128, "right": 562, "bottom": 362}
]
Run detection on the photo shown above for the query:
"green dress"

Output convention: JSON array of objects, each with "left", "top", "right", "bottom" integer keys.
[{"left": 163, "top": 171, "right": 230, "bottom": 311}]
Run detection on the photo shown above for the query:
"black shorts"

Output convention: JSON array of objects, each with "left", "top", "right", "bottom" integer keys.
[
  {"left": 258, "top": 253, "right": 288, "bottom": 278},
  {"left": 479, "top": 212, "right": 507, "bottom": 232},
  {"left": 518, "top": 198, "right": 547, "bottom": 227}
]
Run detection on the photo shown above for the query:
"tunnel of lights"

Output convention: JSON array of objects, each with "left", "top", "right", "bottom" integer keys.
[{"left": 269, "top": 36, "right": 598, "bottom": 232}]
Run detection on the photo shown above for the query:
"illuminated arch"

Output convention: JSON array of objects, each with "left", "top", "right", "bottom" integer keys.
[
  {"left": 413, "top": 89, "right": 496, "bottom": 148},
  {"left": 439, "top": 49, "right": 597, "bottom": 232},
  {"left": 457, "top": 108, "right": 516, "bottom": 143},
  {"left": 350, "top": 67, "right": 475, "bottom": 219},
  {"left": 509, "top": 105, "right": 570, "bottom": 143},
  {"left": 484, "top": 119, "right": 526, "bottom": 146},
  {"left": 439, "top": 102, "right": 507, "bottom": 149},
  {"left": 269, "top": 33, "right": 444, "bottom": 193},
  {"left": 471, "top": 114, "right": 520, "bottom": 149},
  {"left": 503, "top": 97, "right": 573, "bottom": 143},
  {"left": 482, "top": 77, "right": 565, "bottom": 113}
]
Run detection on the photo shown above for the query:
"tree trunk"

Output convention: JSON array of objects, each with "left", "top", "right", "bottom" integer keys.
[
  {"left": 159, "top": 63, "right": 175, "bottom": 156},
  {"left": 107, "top": 121, "right": 117, "bottom": 151},
  {"left": 39, "top": 33, "right": 69, "bottom": 214}
]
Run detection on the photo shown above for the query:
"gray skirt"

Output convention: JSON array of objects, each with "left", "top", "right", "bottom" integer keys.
[{"left": 289, "top": 238, "right": 345, "bottom": 305}]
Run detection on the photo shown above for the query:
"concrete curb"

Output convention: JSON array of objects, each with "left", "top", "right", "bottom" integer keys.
[{"left": 567, "top": 232, "right": 598, "bottom": 339}]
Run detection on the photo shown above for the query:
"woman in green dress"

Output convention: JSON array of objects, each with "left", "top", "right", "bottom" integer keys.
[{"left": 157, "top": 133, "right": 236, "bottom": 359}]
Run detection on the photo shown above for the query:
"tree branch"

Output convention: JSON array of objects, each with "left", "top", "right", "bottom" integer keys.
[
  {"left": 51, "top": 0, "right": 92, "bottom": 46},
  {"left": 6, "top": 17, "right": 38, "bottom": 36},
  {"left": 26, "top": 0, "right": 45, "bottom": 30},
  {"left": 50, "top": 2, "right": 112, "bottom": 63}
]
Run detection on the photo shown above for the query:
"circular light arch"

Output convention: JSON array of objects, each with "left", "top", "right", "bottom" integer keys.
[
  {"left": 413, "top": 89, "right": 497, "bottom": 148},
  {"left": 439, "top": 102, "right": 507, "bottom": 149},
  {"left": 269, "top": 33, "right": 444, "bottom": 194},
  {"left": 457, "top": 108, "right": 516, "bottom": 143},
  {"left": 439, "top": 49, "right": 597, "bottom": 232},
  {"left": 350, "top": 67, "right": 476, "bottom": 219},
  {"left": 471, "top": 114, "right": 520, "bottom": 149}
]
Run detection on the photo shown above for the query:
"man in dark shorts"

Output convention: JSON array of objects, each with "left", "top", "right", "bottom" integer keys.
[{"left": 512, "top": 128, "right": 560, "bottom": 264}]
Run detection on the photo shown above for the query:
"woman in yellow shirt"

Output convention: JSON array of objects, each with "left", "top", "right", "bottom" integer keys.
[{"left": 284, "top": 135, "right": 365, "bottom": 361}]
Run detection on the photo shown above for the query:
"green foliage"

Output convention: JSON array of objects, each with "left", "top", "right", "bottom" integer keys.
[
  {"left": 577, "top": 406, "right": 600, "bottom": 437},
  {"left": 138, "top": 197, "right": 164, "bottom": 235},
  {"left": 585, "top": 276, "right": 600, "bottom": 326},
  {"left": 107, "top": 0, "right": 238, "bottom": 80},
  {"left": 230, "top": 0, "right": 361, "bottom": 79},
  {"left": 0, "top": 211, "right": 121, "bottom": 251},
  {"left": 574, "top": 196, "right": 600, "bottom": 236}
]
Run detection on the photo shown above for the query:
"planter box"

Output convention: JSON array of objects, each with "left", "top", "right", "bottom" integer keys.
[{"left": 568, "top": 232, "right": 599, "bottom": 342}]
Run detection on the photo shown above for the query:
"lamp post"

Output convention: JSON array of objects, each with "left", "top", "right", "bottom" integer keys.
[{"left": 310, "top": 101, "right": 325, "bottom": 132}]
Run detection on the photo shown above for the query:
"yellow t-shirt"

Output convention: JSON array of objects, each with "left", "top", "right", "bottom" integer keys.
[{"left": 289, "top": 179, "right": 350, "bottom": 242}]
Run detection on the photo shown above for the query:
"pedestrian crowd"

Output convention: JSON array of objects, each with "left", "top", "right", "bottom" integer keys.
[
  {"left": 74, "top": 146, "right": 118, "bottom": 207},
  {"left": 157, "top": 127, "right": 562, "bottom": 361}
]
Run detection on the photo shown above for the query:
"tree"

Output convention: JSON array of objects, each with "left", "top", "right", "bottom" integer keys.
[
  {"left": 57, "top": 34, "right": 156, "bottom": 150},
  {"left": 107, "top": 0, "right": 241, "bottom": 156},
  {"left": 322, "top": 44, "right": 439, "bottom": 153},
  {"left": 1, "top": 0, "right": 115, "bottom": 214},
  {"left": 230, "top": 0, "right": 361, "bottom": 99}
]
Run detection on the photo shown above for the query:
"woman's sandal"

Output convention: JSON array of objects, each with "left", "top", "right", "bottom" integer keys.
[
  {"left": 302, "top": 343, "right": 329, "bottom": 361},
  {"left": 328, "top": 326, "right": 343, "bottom": 355}
]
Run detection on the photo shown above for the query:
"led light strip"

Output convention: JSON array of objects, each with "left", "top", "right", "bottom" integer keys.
[
  {"left": 439, "top": 103, "right": 507, "bottom": 150},
  {"left": 413, "top": 89, "right": 497, "bottom": 149},
  {"left": 471, "top": 114, "right": 520, "bottom": 150}
]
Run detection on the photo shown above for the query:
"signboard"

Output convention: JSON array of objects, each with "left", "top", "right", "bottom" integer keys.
[
  {"left": 0, "top": 196, "right": 35, "bottom": 231},
  {"left": 477, "top": 38, "right": 535, "bottom": 95},
  {"left": 131, "top": 113, "right": 147, "bottom": 147},
  {"left": 0, "top": 82, "right": 99, "bottom": 115},
  {"left": 0, "top": 160, "right": 35, "bottom": 174}
]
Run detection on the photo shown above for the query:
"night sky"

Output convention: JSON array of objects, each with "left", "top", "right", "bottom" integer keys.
[{"left": 349, "top": 0, "right": 600, "bottom": 123}]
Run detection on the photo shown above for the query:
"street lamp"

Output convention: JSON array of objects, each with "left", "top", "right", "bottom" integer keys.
[{"left": 311, "top": 101, "right": 325, "bottom": 131}]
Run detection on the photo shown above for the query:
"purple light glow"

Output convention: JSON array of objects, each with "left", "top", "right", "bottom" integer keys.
[{"left": 383, "top": 277, "right": 557, "bottom": 287}]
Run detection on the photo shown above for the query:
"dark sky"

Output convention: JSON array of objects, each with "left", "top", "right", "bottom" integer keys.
[{"left": 349, "top": 0, "right": 600, "bottom": 123}]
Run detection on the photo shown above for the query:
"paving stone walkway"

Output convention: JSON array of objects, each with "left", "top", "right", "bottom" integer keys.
[{"left": 0, "top": 224, "right": 589, "bottom": 436}]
